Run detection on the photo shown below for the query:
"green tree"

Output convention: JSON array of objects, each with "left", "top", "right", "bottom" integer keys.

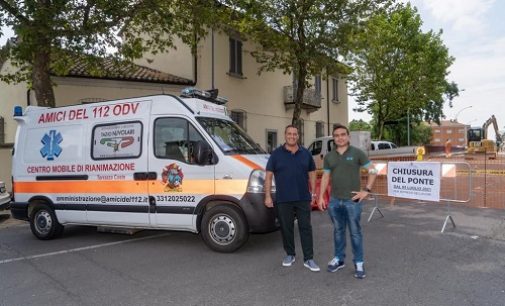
[
  {"left": 350, "top": 4, "right": 456, "bottom": 140},
  {"left": 0, "top": 0, "right": 220, "bottom": 107},
  {"left": 410, "top": 123, "right": 432, "bottom": 145},
  {"left": 382, "top": 120, "right": 432, "bottom": 146},
  {"left": 0, "top": 42, "right": 9, "bottom": 66},
  {"left": 227, "top": 0, "right": 390, "bottom": 127},
  {"left": 349, "top": 119, "right": 372, "bottom": 131}
]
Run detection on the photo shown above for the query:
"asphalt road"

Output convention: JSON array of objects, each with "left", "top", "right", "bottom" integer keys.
[{"left": 1, "top": 201, "right": 504, "bottom": 306}]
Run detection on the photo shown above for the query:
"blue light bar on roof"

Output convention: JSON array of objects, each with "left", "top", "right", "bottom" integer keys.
[{"left": 180, "top": 87, "right": 228, "bottom": 105}]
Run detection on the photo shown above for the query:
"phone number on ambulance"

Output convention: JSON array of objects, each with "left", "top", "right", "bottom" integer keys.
[{"left": 156, "top": 195, "right": 196, "bottom": 203}]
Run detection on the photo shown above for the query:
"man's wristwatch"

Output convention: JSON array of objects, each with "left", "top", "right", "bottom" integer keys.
[
  {"left": 365, "top": 187, "right": 372, "bottom": 193},
  {"left": 311, "top": 193, "right": 317, "bottom": 198}
]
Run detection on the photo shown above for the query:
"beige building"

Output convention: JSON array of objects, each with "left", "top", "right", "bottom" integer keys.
[
  {"left": 0, "top": 31, "right": 348, "bottom": 191},
  {"left": 429, "top": 120, "right": 468, "bottom": 147}
]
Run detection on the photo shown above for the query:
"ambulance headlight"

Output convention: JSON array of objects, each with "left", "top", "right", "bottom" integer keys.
[{"left": 247, "top": 170, "right": 275, "bottom": 193}]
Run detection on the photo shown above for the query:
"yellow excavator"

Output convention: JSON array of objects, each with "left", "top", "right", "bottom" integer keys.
[{"left": 466, "top": 115, "right": 501, "bottom": 158}]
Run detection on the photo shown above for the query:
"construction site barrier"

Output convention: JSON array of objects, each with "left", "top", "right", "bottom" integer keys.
[{"left": 365, "top": 161, "right": 472, "bottom": 233}]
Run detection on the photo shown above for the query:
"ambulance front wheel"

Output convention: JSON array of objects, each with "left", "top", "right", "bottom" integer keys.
[
  {"left": 30, "top": 204, "right": 64, "bottom": 240},
  {"left": 201, "top": 205, "right": 249, "bottom": 253}
]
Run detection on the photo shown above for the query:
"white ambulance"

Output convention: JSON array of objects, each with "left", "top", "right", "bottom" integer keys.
[{"left": 11, "top": 88, "right": 276, "bottom": 252}]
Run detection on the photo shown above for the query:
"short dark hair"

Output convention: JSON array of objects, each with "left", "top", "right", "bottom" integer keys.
[
  {"left": 332, "top": 123, "right": 349, "bottom": 135},
  {"left": 285, "top": 124, "right": 298, "bottom": 133}
]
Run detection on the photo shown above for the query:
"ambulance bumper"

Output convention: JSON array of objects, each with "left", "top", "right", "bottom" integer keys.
[
  {"left": 240, "top": 193, "right": 277, "bottom": 233},
  {"left": 10, "top": 202, "right": 29, "bottom": 221}
]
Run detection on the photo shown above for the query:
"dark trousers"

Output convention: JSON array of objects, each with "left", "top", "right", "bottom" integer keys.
[{"left": 275, "top": 201, "right": 314, "bottom": 261}]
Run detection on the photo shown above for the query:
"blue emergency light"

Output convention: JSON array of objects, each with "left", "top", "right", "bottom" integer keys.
[{"left": 13, "top": 106, "right": 23, "bottom": 117}]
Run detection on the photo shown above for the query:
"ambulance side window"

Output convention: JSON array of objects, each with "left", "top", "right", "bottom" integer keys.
[
  {"left": 154, "top": 118, "right": 206, "bottom": 164},
  {"left": 91, "top": 121, "right": 143, "bottom": 160}
]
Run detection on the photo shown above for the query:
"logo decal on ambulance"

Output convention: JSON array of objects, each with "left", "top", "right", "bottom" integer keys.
[
  {"left": 40, "top": 130, "right": 63, "bottom": 160},
  {"left": 161, "top": 163, "right": 184, "bottom": 192},
  {"left": 100, "top": 136, "right": 134, "bottom": 152}
]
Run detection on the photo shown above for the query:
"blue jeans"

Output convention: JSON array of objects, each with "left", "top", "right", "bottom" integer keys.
[{"left": 327, "top": 198, "right": 363, "bottom": 264}]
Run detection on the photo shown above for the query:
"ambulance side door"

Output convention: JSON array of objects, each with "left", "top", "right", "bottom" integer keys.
[
  {"left": 86, "top": 119, "right": 150, "bottom": 226},
  {"left": 148, "top": 116, "right": 215, "bottom": 230}
]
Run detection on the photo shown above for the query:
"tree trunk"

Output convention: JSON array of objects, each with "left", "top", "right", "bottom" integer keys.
[
  {"left": 378, "top": 121, "right": 384, "bottom": 140},
  {"left": 32, "top": 48, "right": 55, "bottom": 107},
  {"left": 292, "top": 66, "right": 307, "bottom": 127}
]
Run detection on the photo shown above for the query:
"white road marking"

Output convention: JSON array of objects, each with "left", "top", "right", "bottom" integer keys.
[{"left": 0, "top": 233, "right": 171, "bottom": 265}]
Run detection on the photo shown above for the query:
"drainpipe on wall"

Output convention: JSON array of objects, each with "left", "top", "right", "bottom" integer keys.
[
  {"left": 211, "top": 28, "right": 215, "bottom": 89},
  {"left": 191, "top": 32, "right": 198, "bottom": 86},
  {"left": 326, "top": 76, "right": 330, "bottom": 135},
  {"left": 193, "top": 50, "right": 198, "bottom": 86},
  {"left": 26, "top": 89, "right": 31, "bottom": 106}
]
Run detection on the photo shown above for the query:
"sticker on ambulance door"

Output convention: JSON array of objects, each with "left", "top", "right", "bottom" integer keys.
[{"left": 92, "top": 121, "right": 143, "bottom": 159}]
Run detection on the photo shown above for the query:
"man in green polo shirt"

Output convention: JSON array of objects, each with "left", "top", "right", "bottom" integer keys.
[{"left": 317, "top": 123, "right": 377, "bottom": 279}]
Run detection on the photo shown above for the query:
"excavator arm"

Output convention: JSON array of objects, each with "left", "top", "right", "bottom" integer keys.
[
  {"left": 481, "top": 115, "right": 501, "bottom": 142},
  {"left": 467, "top": 115, "right": 500, "bottom": 158}
]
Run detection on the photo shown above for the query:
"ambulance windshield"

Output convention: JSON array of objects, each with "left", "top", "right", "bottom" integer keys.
[{"left": 197, "top": 117, "right": 265, "bottom": 154}]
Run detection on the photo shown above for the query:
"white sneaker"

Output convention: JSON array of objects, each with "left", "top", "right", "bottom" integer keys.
[
  {"left": 282, "top": 255, "right": 295, "bottom": 267},
  {"left": 303, "top": 259, "right": 320, "bottom": 272}
]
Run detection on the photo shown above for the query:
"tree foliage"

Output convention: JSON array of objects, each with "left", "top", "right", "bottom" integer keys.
[
  {"left": 379, "top": 120, "right": 432, "bottom": 146},
  {"left": 349, "top": 119, "right": 372, "bottom": 131},
  {"left": 0, "top": 0, "right": 221, "bottom": 107},
  {"left": 350, "top": 3, "right": 456, "bottom": 140},
  {"left": 226, "top": 0, "right": 390, "bottom": 126}
]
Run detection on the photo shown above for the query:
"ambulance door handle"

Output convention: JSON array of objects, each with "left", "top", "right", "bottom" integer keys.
[
  {"left": 134, "top": 172, "right": 157, "bottom": 180},
  {"left": 147, "top": 172, "right": 157, "bottom": 180},
  {"left": 149, "top": 196, "right": 156, "bottom": 213},
  {"left": 222, "top": 175, "right": 232, "bottom": 179}
]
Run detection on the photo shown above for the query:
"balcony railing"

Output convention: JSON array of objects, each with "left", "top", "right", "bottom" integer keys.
[{"left": 283, "top": 86, "right": 321, "bottom": 109}]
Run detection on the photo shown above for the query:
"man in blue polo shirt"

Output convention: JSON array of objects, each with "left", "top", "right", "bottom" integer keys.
[{"left": 264, "top": 125, "right": 320, "bottom": 272}]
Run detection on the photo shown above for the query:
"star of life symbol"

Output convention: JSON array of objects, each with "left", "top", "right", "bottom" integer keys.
[{"left": 40, "top": 130, "right": 63, "bottom": 160}]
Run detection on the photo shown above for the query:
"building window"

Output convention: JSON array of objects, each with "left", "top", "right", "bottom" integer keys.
[
  {"left": 434, "top": 129, "right": 440, "bottom": 133},
  {"left": 316, "top": 121, "right": 324, "bottom": 138},
  {"left": 332, "top": 77, "right": 339, "bottom": 102},
  {"left": 434, "top": 138, "right": 441, "bottom": 142},
  {"left": 266, "top": 130, "right": 277, "bottom": 153},
  {"left": 231, "top": 110, "right": 247, "bottom": 131},
  {"left": 229, "top": 37, "right": 243, "bottom": 76},
  {"left": 315, "top": 75, "right": 321, "bottom": 96},
  {"left": 447, "top": 129, "right": 453, "bottom": 134}
]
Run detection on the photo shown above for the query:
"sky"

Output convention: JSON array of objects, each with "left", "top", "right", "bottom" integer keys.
[
  {"left": 1, "top": 0, "right": 504, "bottom": 137},
  {"left": 350, "top": 0, "right": 505, "bottom": 140}
]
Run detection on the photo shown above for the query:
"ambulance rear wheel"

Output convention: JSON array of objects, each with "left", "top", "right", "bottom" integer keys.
[
  {"left": 201, "top": 205, "right": 248, "bottom": 253},
  {"left": 30, "top": 204, "right": 64, "bottom": 240}
]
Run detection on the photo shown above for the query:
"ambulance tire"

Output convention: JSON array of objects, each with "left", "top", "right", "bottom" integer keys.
[
  {"left": 201, "top": 205, "right": 248, "bottom": 253},
  {"left": 30, "top": 204, "right": 64, "bottom": 240}
]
